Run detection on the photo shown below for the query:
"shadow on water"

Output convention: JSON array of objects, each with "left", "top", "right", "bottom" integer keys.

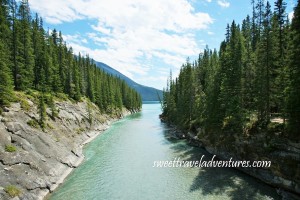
[
  {"left": 162, "top": 127, "right": 280, "bottom": 200},
  {"left": 127, "top": 112, "right": 142, "bottom": 120}
]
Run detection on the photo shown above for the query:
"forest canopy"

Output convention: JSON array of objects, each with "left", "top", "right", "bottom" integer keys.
[
  {"left": 161, "top": 0, "right": 300, "bottom": 141},
  {"left": 0, "top": 0, "right": 142, "bottom": 113}
]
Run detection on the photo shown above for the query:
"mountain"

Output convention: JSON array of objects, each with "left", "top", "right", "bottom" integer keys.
[{"left": 94, "top": 61, "right": 163, "bottom": 101}]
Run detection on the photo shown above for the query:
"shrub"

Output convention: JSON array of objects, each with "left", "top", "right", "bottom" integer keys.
[
  {"left": 20, "top": 99, "right": 30, "bottom": 111},
  {"left": 87, "top": 101, "right": 93, "bottom": 125},
  {"left": 76, "top": 127, "right": 85, "bottom": 134},
  {"left": 56, "top": 93, "right": 69, "bottom": 101},
  {"left": 27, "top": 119, "right": 39, "bottom": 128},
  {"left": 47, "top": 94, "right": 58, "bottom": 119},
  {"left": 5, "top": 144, "right": 17, "bottom": 152},
  {"left": 47, "top": 123, "right": 54, "bottom": 129},
  {"left": 267, "top": 122, "right": 284, "bottom": 134},
  {"left": 38, "top": 95, "right": 47, "bottom": 131},
  {"left": 25, "top": 89, "right": 38, "bottom": 102},
  {"left": 4, "top": 185, "right": 21, "bottom": 197}
]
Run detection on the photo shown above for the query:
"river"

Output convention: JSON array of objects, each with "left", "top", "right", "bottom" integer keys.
[{"left": 49, "top": 102, "right": 280, "bottom": 200}]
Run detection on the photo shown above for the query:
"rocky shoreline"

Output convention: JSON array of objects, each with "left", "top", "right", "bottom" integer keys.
[
  {"left": 0, "top": 97, "right": 131, "bottom": 200},
  {"left": 164, "top": 124, "right": 300, "bottom": 200}
]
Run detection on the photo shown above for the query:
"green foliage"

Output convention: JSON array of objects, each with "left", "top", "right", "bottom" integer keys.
[
  {"left": 25, "top": 89, "right": 39, "bottom": 102},
  {"left": 287, "top": 0, "right": 300, "bottom": 140},
  {"left": 0, "top": 0, "right": 14, "bottom": 106},
  {"left": 4, "top": 185, "right": 21, "bottom": 197},
  {"left": 162, "top": 0, "right": 299, "bottom": 141},
  {"left": 20, "top": 99, "right": 30, "bottom": 111},
  {"left": 5, "top": 144, "right": 17, "bottom": 152},
  {"left": 0, "top": 0, "right": 141, "bottom": 117},
  {"left": 56, "top": 93, "right": 69, "bottom": 101},
  {"left": 47, "top": 123, "right": 54, "bottom": 129},
  {"left": 45, "top": 94, "right": 58, "bottom": 119},
  {"left": 267, "top": 122, "right": 284, "bottom": 134},
  {"left": 87, "top": 100, "right": 93, "bottom": 125},
  {"left": 38, "top": 94, "right": 47, "bottom": 130},
  {"left": 27, "top": 119, "right": 39, "bottom": 128},
  {"left": 76, "top": 127, "right": 85, "bottom": 134},
  {"left": 244, "top": 112, "right": 259, "bottom": 134},
  {"left": 0, "top": 53, "right": 14, "bottom": 106}
]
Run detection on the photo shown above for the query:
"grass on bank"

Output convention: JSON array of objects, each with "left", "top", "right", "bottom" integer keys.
[
  {"left": 5, "top": 144, "right": 17, "bottom": 152},
  {"left": 4, "top": 185, "right": 21, "bottom": 197}
]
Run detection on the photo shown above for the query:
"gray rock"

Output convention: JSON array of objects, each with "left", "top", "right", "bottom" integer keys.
[
  {"left": 0, "top": 99, "right": 130, "bottom": 200},
  {"left": 0, "top": 125, "right": 11, "bottom": 149},
  {"left": 5, "top": 123, "right": 24, "bottom": 133}
]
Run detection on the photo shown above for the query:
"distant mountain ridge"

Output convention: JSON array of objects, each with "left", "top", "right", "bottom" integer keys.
[{"left": 94, "top": 61, "right": 163, "bottom": 101}]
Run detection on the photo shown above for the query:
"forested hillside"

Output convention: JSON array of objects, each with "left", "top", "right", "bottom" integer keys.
[
  {"left": 95, "top": 61, "right": 163, "bottom": 101},
  {"left": 162, "top": 0, "right": 300, "bottom": 141},
  {"left": 0, "top": 0, "right": 142, "bottom": 115}
]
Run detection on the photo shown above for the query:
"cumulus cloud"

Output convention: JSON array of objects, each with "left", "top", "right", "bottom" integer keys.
[
  {"left": 29, "top": 0, "right": 213, "bottom": 30},
  {"left": 28, "top": 0, "right": 213, "bottom": 89},
  {"left": 217, "top": 0, "right": 230, "bottom": 8}
]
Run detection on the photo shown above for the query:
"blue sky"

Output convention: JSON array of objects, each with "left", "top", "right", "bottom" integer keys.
[{"left": 28, "top": 0, "right": 296, "bottom": 90}]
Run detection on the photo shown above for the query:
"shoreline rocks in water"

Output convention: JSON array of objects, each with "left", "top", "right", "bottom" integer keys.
[
  {"left": 163, "top": 123, "right": 300, "bottom": 200},
  {"left": 0, "top": 96, "right": 131, "bottom": 200}
]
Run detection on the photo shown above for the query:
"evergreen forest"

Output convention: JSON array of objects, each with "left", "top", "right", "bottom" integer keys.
[
  {"left": 0, "top": 0, "right": 142, "bottom": 115},
  {"left": 162, "top": 0, "right": 300, "bottom": 141}
]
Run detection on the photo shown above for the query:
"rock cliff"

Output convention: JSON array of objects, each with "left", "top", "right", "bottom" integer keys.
[
  {"left": 0, "top": 95, "right": 130, "bottom": 200},
  {"left": 164, "top": 125, "right": 300, "bottom": 200}
]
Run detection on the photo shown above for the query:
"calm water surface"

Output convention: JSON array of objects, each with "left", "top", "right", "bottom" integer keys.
[{"left": 49, "top": 103, "right": 280, "bottom": 200}]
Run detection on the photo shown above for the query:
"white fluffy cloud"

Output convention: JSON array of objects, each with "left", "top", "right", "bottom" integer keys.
[
  {"left": 28, "top": 0, "right": 213, "bottom": 89},
  {"left": 217, "top": 0, "right": 230, "bottom": 8}
]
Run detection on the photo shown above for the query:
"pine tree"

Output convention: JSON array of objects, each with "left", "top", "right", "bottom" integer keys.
[
  {"left": 0, "top": 41, "right": 14, "bottom": 106},
  {"left": 255, "top": 1, "right": 273, "bottom": 124},
  {"left": 241, "top": 15, "right": 256, "bottom": 110},
  {"left": 0, "top": 0, "right": 14, "bottom": 106},
  {"left": 274, "top": 0, "right": 287, "bottom": 57},
  {"left": 0, "top": 0, "right": 142, "bottom": 115},
  {"left": 16, "top": 0, "right": 34, "bottom": 90},
  {"left": 32, "top": 13, "right": 42, "bottom": 89},
  {"left": 86, "top": 59, "right": 95, "bottom": 102},
  {"left": 205, "top": 49, "right": 222, "bottom": 130},
  {"left": 38, "top": 94, "right": 47, "bottom": 130},
  {"left": 58, "top": 31, "right": 66, "bottom": 93},
  {"left": 287, "top": 0, "right": 300, "bottom": 139},
  {"left": 72, "top": 60, "right": 81, "bottom": 101},
  {"left": 220, "top": 21, "right": 244, "bottom": 131},
  {"left": 48, "top": 93, "right": 58, "bottom": 119},
  {"left": 274, "top": 0, "right": 288, "bottom": 122}
]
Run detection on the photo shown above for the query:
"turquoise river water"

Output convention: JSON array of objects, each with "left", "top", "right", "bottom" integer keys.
[{"left": 49, "top": 103, "right": 280, "bottom": 200}]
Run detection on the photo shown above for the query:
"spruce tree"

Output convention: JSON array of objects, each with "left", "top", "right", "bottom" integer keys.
[
  {"left": 255, "top": 1, "right": 272, "bottom": 124},
  {"left": 38, "top": 94, "right": 46, "bottom": 130},
  {"left": 0, "top": 41, "right": 14, "bottom": 106},
  {"left": 287, "top": 0, "right": 300, "bottom": 139},
  {"left": 16, "top": 0, "right": 34, "bottom": 90},
  {"left": 0, "top": 0, "right": 14, "bottom": 106}
]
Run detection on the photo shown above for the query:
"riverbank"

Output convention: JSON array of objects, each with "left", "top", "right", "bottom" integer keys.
[
  {"left": 162, "top": 123, "right": 300, "bottom": 200},
  {"left": 0, "top": 93, "right": 132, "bottom": 200}
]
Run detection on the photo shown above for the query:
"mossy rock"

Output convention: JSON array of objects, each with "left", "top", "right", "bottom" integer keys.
[
  {"left": 5, "top": 144, "right": 17, "bottom": 152},
  {"left": 27, "top": 119, "right": 39, "bottom": 128},
  {"left": 4, "top": 185, "right": 22, "bottom": 197}
]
